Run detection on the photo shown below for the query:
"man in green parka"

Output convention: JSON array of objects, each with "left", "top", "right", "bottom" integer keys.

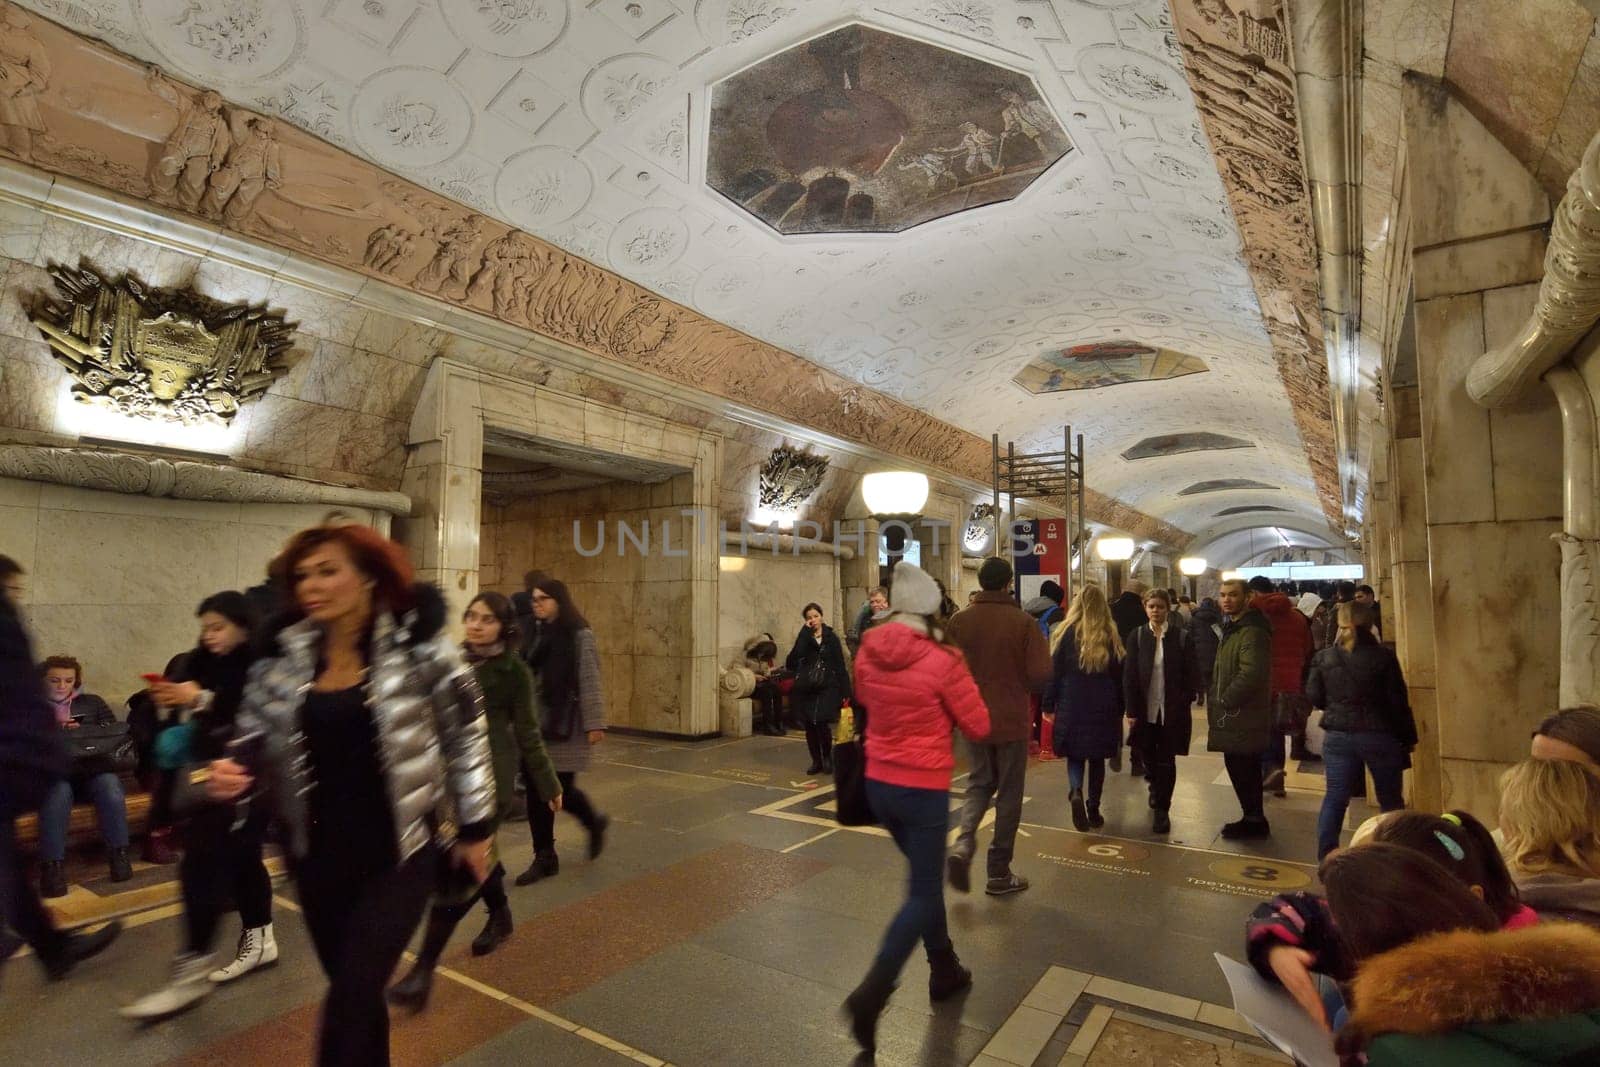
[{"left": 1208, "top": 577, "right": 1273, "bottom": 839}]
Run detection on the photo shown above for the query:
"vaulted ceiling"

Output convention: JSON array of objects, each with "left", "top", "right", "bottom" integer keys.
[{"left": 10, "top": 0, "right": 1338, "bottom": 549}]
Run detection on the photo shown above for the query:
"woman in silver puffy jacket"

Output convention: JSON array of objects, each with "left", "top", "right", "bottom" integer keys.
[{"left": 206, "top": 524, "right": 494, "bottom": 1067}]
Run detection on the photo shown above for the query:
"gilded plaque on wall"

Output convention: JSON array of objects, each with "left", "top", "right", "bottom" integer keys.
[{"left": 30, "top": 263, "right": 296, "bottom": 426}]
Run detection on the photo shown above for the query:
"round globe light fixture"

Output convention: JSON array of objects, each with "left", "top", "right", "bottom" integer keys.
[
  {"left": 862, "top": 471, "right": 930, "bottom": 515},
  {"left": 1178, "top": 556, "right": 1208, "bottom": 577},
  {"left": 1094, "top": 536, "right": 1136, "bottom": 562}
]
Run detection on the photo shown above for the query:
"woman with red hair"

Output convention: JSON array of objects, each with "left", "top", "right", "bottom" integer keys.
[{"left": 201, "top": 525, "right": 495, "bottom": 1066}]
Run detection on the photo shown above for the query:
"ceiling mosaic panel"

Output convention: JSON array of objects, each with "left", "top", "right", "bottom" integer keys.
[
  {"left": 1216, "top": 504, "right": 1290, "bottom": 517},
  {"left": 706, "top": 24, "right": 1071, "bottom": 234},
  {"left": 1180, "top": 478, "right": 1278, "bottom": 496},
  {"left": 1121, "top": 432, "right": 1254, "bottom": 461},
  {"left": 5, "top": 0, "right": 1333, "bottom": 543},
  {"left": 1012, "top": 340, "right": 1207, "bottom": 394}
]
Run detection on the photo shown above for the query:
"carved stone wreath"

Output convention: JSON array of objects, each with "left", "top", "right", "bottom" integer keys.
[
  {"left": 757, "top": 445, "right": 830, "bottom": 514},
  {"left": 30, "top": 262, "right": 297, "bottom": 426}
]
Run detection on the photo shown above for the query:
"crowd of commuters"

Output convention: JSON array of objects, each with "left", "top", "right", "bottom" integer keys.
[{"left": 0, "top": 528, "right": 610, "bottom": 1066}]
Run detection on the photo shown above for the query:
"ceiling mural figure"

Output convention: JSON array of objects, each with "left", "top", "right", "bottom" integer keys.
[
  {"left": 1121, "top": 432, "right": 1254, "bottom": 460},
  {"left": 1013, "top": 341, "right": 1208, "bottom": 394},
  {"left": 707, "top": 24, "right": 1072, "bottom": 234}
]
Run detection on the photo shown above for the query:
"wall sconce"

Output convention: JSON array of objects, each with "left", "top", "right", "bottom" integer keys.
[
  {"left": 862, "top": 471, "right": 929, "bottom": 515},
  {"left": 1094, "top": 536, "right": 1135, "bottom": 561},
  {"left": 1178, "top": 557, "right": 1208, "bottom": 576}
]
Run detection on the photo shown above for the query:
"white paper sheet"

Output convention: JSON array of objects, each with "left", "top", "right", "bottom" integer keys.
[{"left": 1214, "top": 953, "right": 1339, "bottom": 1067}]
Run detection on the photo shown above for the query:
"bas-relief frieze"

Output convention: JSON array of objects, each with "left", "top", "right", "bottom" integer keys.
[
  {"left": 0, "top": 9, "right": 1193, "bottom": 547},
  {"left": 1167, "top": 0, "right": 1339, "bottom": 524}
]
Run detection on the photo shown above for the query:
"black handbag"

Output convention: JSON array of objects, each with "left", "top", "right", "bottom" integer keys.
[
  {"left": 66, "top": 720, "right": 136, "bottom": 775},
  {"left": 797, "top": 659, "right": 830, "bottom": 695},
  {"left": 831, "top": 738, "right": 877, "bottom": 826}
]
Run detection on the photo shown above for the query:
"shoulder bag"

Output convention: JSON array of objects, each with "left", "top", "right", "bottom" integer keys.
[
  {"left": 66, "top": 719, "right": 136, "bottom": 776},
  {"left": 831, "top": 736, "right": 877, "bottom": 826}
]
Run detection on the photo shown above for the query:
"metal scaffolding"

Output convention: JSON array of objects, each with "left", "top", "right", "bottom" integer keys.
[{"left": 991, "top": 428, "right": 1087, "bottom": 605}]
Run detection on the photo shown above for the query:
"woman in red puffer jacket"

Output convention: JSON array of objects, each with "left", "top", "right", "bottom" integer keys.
[{"left": 843, "top": 562, "right": 991, "bottom": 1054}]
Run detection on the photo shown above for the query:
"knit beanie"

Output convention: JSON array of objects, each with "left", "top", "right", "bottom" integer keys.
[
  {"left": 1297, "top": 592, "right": 1323, "bottom": 618},
  {"left": 977, "top": 556, "right": 1013, "bottom": 591},
  {"left": 891, "top": 562, "right": 943, "bottom": 617}
]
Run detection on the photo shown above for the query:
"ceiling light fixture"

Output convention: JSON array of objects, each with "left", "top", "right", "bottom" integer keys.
[
  {"left": 1094, "top": 536, "right": 1135, "bottom": 561},
  {"left": 1178, "top": 557, "right": 1207, "bottom": 576},
  {"left": 862, "top": 471, "right": 929, "bottom": 516}
]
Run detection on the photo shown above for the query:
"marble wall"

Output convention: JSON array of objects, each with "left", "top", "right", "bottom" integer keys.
[
  {"left": 1398, "top": 81, "right": 1563, "bottom": 816},
  {"left": 0, "top": 474, "right": 382, "bottom": 701},
  {"left": 481, "top": 474, "right": 707, "bottom": 737},
  {"left": 717, "top": 553, "right": 843, "bottom": 676}
]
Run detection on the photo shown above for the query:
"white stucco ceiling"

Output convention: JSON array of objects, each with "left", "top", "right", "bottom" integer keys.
[{"left": 24, "top": 0, "right": 1333, "bottom": 540}]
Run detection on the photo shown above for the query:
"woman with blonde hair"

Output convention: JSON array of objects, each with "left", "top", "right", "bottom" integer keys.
[
  {"left": 1499, "top": 757, "right": 1600, "bottom": 928},
  {"left": 1047, "top": 585, "right": 1125, "bottom": 832},
  {"left": 1304, "top": 600, "right": 1415, "bottom": 859}
]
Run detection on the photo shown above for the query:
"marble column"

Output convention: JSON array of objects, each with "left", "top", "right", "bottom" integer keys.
[
  {"left": 400, "top": 358, "right": 484, "bottom": 630},
  {"left": 1401, "top": 76, "right": 1564, "bottom": 815}
]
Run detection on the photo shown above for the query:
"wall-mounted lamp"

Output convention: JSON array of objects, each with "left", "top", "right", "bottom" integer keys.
[
  {"left": 1094, "top": 536, "right": 1135, "bottom": 562},
  {"left": 1178, "top": 557, "right": 1208, "bottom": 577},
  {"left": 862, "top": 471, "right": 929, "bottom": 515}
]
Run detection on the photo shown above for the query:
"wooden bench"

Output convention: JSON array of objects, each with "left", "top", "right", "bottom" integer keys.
[{"left": 12, "top": 783, "right": 152, "bottom": 849}]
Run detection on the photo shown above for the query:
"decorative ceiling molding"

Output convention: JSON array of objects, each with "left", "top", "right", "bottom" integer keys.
[
  {"left": 1167, "top": 0, "right": 1339, "bottom": 524},
  {"left": 0, "top": 8, "right": 1195, "bottom": 547}
]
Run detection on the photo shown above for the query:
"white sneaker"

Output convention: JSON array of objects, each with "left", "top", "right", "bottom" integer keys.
[
  {"left": 209, "top": 924, "right": 278, "bottom": 983},
  {"left": 120, "top": 952, "right": 213, "bottom": 1019}
]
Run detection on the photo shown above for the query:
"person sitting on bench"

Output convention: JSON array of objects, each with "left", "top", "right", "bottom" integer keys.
[{"left": 37, "top": 656, "right": 131, "bottom": 896}]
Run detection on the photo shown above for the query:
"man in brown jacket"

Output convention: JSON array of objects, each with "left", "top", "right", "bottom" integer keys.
[{"left": 944, "top": 556, "right": 1053, "bottom": 896}]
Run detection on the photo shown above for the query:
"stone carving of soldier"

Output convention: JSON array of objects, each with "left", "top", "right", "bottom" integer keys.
[
  {"left": 415, "top": 213, "right": 486, "bottom": 296},
  {"left": 201, "top": 115, "right": 282, "bottom": 224},
  {"left": 0, "top": 3, "right": 50, "bottom": 162},
  {"left": 364, "top": 222, "right": 418, "bottom": 274},
  {"left": 998, "top": 88, "right": 1062, "bottom": 162},
  {"left": 147, "top": 67, "right": 230, "bottom": 211},
  {"left": 465, "top": 231, "right": 535, "bottom": 319}
]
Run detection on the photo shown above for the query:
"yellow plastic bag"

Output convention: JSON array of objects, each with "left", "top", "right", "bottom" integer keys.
[{"left": 834, "top": 703, "right": 855, "bottom": 745}]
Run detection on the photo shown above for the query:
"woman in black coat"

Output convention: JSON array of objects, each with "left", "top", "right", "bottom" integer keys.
[
  {"left": 1187, "top": 597, "right": 1223, "bottom": 706},
  {"left": 785, "top": 602, "right": 848, "bottom": 775},
  {"left": 1122, "top": 590, "right": 1197, "bottom": 835}
]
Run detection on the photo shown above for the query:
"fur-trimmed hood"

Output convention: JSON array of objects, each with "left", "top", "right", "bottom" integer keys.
[{"left": 1340, "top": 923, "right": 1600, "bottom": 1060}]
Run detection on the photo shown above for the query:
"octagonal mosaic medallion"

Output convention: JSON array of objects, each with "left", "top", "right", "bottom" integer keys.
[
  {"left": 1012, "top": 340, "right": 1208, "bottom": 394},
  {"left": 708, "top": 24, "right": 1072, "bottom": 234}
]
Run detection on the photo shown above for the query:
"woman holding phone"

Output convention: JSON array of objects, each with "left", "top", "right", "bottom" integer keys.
[
  {"left": 202, "top": 525, "right": 495, "bottom": 1066},
  {"left": 122, "top": 592, "right": 275, "bottom": 1019}
]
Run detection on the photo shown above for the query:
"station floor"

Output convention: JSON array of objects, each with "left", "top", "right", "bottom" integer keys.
[{"left": 3, "top": 730, "right": 1357, "bottom": 1065}]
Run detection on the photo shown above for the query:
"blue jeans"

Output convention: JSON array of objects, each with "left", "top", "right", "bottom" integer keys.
[
  {"left": 39, "top": 773, "right": 129, "bottom": 862},
  {"left": 1316, "top": 731, "right": 1406, "bottom": 859},
  {"left": 864, "top": 779, "right": 952, "bottom": 985},
  {"left": 1066, "top": 758, "right": 1106, "bottom": 806}
]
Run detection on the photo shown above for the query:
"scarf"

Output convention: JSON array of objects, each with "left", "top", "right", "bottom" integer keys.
[
  {"left": 462, "top": 640, "right": 505, "bottom": 665},
  {"left": 526, "top": 620, "right": 579, "bottom": 723}
]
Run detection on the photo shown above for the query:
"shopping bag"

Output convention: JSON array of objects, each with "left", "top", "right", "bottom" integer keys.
[{"left": 831, "top": 738, "right": 877, "bottom": 826}]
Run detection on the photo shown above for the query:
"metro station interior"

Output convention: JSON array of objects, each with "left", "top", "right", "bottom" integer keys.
[{"left": 3, "top": 0, "right": 1600, "bottom": 1064}]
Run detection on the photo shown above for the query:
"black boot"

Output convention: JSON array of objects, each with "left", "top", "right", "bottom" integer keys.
[
  {"left": 387, "top": 908, "right": 458, "bottom": 1011},
  {"left": 1086, "top": 804, "right": 1105, "bottom": 830},
  {"left": 471, "top": 904, "right": 513, "bottom": 957},
  {"left": 39, "top": 860, "right": 66, "bottom": 898},
  {"left": 108, "top": 846, "right": 133, "bottom": 882},
  {"left": 928, "top": 945, "right": 973, "bottom": 1002},
  {"left": 37, "top": 920, "right": 123, "bottom": 981},
  {"left": 1069, "top": 788, "right": 1088, "bottom": 832},
  {"left": 515, "top": 851, "right": 559, "bottom": 886},
  {"left": 843, "top": 971, "right": 896, "bottom": 1053}
]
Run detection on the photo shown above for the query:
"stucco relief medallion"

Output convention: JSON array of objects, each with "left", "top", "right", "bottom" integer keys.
[
  {"left": 1073, "top": 245, "right": 1140, "bottom": 267},
  {"left": 351, "top": 67, "right": 473, "bottom": 168},
  {"left": 1076, "top": 44, "right": 1188, "bottom": 117},
  {"left": 695, "top": 0, "right": 796, "bottom": 44},
  {"left": 608, "top": 207, "right": 690, "bottom": 275},
  {"left": 581, "top": 54, "right": 672, "bottom": 129},
  {"left": 494, "top": 146, "right": 593, "bottom": 229},
  {"left": 133, "top": 0, "right": 306, "bottom": 86},
  {"left": 1122, "top": 138, "right": 1209, "bottom": 187},
  {"left": 441, "top": 0, "right": 567, "bottom": 57},
  {"left": 692, "top": 257, "right": 763, "bottom": 313}
]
